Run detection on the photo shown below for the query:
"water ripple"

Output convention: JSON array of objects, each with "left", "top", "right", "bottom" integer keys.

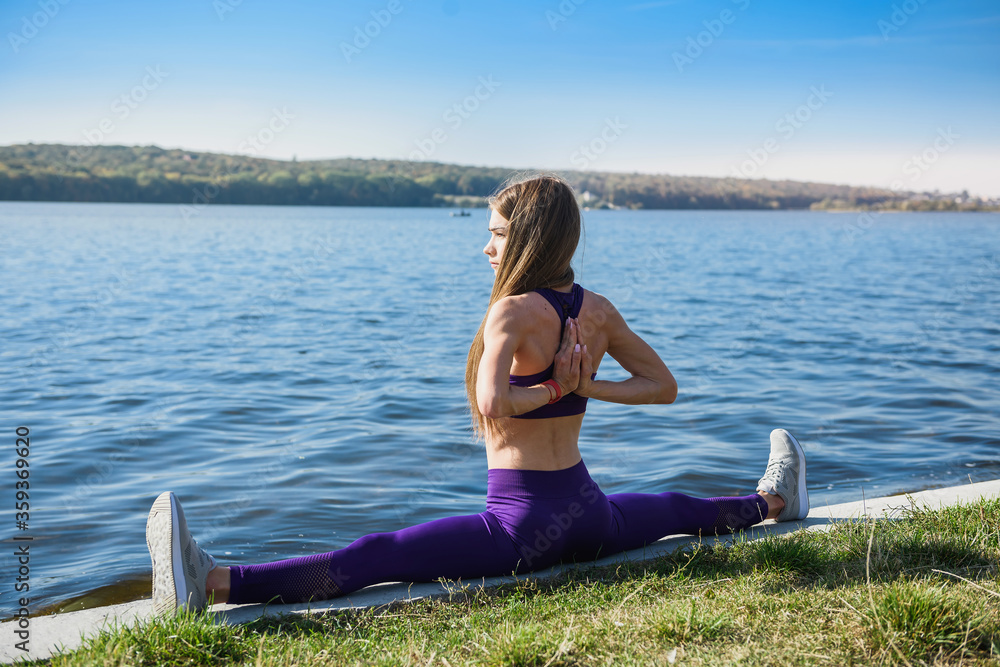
[{"left": 1, "top": 203, "right": 998, "bottom": 616}]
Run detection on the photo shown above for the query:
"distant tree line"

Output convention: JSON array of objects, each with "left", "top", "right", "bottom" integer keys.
[
  {"left": 0, "top": 143, "right": 967, "bottom": 210},
  {"left": 810, "top": 196, "right": 996, "bottom": 212},
  {"left": 0, "top": 167, "right": 439, "bottom": 207}
]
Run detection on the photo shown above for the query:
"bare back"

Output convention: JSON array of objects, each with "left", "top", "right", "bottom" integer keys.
[{"left": 483, "top": 286, "right": 611, "bottom": 470}]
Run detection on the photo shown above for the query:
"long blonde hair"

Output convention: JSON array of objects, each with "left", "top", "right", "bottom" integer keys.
[{"left": 465, "top": 173, "right": 582, "bottom": 440}]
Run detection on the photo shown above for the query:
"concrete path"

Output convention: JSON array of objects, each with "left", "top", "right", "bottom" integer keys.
[{"left": 3, "top": 479, "right": 998, "bottom": 664}]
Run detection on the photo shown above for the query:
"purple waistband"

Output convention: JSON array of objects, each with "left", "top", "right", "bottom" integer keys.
[{"left": 486, "top": 459, "right": 596, "bottom": 499}]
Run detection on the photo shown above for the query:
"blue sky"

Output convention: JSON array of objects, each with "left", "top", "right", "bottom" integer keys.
[{"left": 2, "top": 0, "right": 998, "bottom": 195}]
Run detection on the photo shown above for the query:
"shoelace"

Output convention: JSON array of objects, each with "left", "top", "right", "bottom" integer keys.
[{"left": 761, "top": 457, "right": 789, "bottom": 489}]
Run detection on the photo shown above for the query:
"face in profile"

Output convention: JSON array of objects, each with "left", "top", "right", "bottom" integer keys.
[{"left": 483, "top": 209, "right": 508, "bottom": 273}]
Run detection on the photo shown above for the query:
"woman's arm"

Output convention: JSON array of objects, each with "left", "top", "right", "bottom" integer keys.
[
  {"left": 575, "top": 298, "right": 677, "bottom": 405},
  {"left": 476, "top": 297, "right": 582, "bottom": 419}
]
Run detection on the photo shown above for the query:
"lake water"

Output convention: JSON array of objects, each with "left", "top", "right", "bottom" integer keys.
[{"left": 2, "top": 202, "right": 998, "bottom": 616}]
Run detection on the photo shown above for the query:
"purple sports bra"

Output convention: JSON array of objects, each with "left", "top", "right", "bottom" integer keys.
[{"left": 508, "top": 283, "right": 596, "bottom": 419}]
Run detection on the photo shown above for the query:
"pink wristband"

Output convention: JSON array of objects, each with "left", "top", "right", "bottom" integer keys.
[{"left": 541, "top": 379, "right": 562, "bottom": 404}]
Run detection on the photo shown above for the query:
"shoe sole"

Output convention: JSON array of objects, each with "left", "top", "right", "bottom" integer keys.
[
  {"left": 146, "top": 491, "right": 188, "bottom": 615},
  {"left": 776, "top": 429, "right": 809, "bottom": 520}
]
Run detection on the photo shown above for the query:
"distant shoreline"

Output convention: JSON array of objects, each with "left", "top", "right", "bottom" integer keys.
[
  {"left": 2, "top": 143, "right": 997, "bottom": 212},
  {"left": 3, "top": 200, "right": 998, "bottom": 214}
]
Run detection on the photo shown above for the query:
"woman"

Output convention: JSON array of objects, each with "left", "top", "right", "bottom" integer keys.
[{"left": 146, "top": 174, "right": 808, "bottom": 614}]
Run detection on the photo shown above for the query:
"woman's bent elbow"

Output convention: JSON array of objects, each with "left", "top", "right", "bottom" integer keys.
[
  {"left": 658, "top": 378, "right": 678, "bottom": 404},
  {"left": 478, "top": 396, "right": 508, "bottom": 419}
]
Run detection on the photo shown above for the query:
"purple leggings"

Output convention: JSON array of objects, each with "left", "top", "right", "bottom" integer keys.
[{"left": 227, "top": 460, "right": 767, "bottom": 605}]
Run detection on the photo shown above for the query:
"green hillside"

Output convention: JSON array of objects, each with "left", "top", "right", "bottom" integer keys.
[{"left": 0, "top": 143, "right": 987, "bottom": 211}]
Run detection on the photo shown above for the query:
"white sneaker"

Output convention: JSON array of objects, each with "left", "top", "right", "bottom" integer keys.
[
  {"left": 756, "top": 428, "right": 809, "bottom": 521},
  {"left": 146, "top": 491, "right": 217, "bottom": 614}
]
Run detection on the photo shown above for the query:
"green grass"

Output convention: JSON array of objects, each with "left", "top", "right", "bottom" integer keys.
[
  {"left": 40, "top": 497, "right": 1000, "bottom": 666},
  {"left": 76, "top": 608, "right": 256, "bottom": 667}
]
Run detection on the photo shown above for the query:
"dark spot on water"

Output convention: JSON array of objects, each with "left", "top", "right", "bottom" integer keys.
[{"left": 27, "top": 573, "right": 150, "bottom": 618}]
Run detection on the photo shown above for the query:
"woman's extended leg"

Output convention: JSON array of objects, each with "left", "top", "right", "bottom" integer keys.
[
  {"left": 147, "top": 431, "right": 807, "bottom": 613},
  {"left": 599, "top": 491, "right": 770, "bottom": 554},
  {"left": 598, "top": 428, "right": 808, "bottom": 554},
  {"left": 225, "top": 511, "right": 522, "bottom": 605},
  {"left": 147, "top": 494, "right": 524, "bottom": 612}
]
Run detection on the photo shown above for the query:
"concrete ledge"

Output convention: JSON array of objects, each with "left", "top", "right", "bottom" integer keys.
[{"left": 3, "top": 479, "right": 998, "bottom": 664}]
